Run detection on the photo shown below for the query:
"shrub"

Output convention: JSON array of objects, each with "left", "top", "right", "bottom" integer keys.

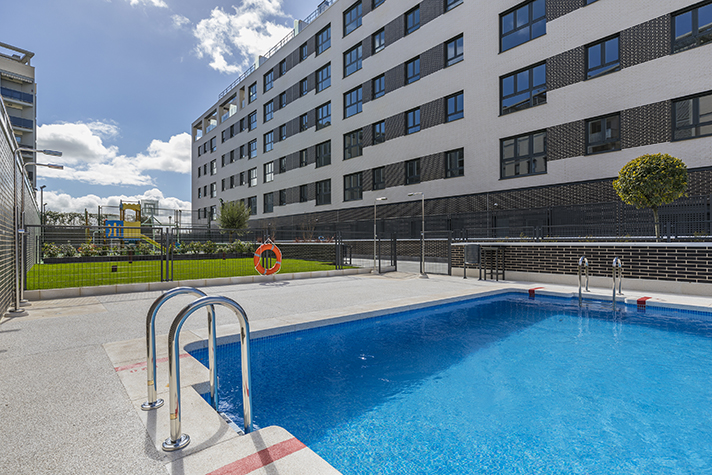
[
  {"left": 78, "top": 243, "right": 100, "bottom": 256},
  {"left": 42, "top": 242, "right": 61, "bottom": 259},
  {"left": 60, "top": 243, "right": 77, "bottom": 257}
]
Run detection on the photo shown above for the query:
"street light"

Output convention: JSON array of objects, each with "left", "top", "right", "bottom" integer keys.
[
  {"left": 407, "top": 192, "right": 428, "bottom": 279},
  {"left": 39, "top": 185, "right": 46, "bottom": 225},
  {"left": 373, "top": 197, "right": 387, "bottom": 273}
]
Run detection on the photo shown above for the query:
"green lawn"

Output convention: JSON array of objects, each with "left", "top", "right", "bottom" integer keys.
[{"left": 26, "top": 257, "right": 347, "bottom": 290}]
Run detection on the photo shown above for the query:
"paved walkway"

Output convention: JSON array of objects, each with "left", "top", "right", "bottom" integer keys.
[{"left": 1, "top": 271, "right": 711, "bottom": 474}]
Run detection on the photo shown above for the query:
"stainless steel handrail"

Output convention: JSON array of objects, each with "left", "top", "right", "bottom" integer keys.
[
  {"left": 612, "top": 257, "right": 623, "bottom": 310},
  {"left": 162, "top": 295, "right": 253, "bottom": 452},
  {"left": 578, "top": 256, "right": 589, "bottom": 306},
  {"left": 142, "top": 287, "right": 216, "bottom": 411}
]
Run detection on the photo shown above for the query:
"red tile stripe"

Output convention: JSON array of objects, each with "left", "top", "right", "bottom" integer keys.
[
  {"left": 207, "top": 437, "right": 307, "bottom": 475},
  {"left": 637, "top": 296, "right": 652, "bottom": 309},
  {"left": 528, "top": 287, "right": 545, "bottom": 298},
  {"left": 114, "top": 353, "right": 189, "bottom": 372}
]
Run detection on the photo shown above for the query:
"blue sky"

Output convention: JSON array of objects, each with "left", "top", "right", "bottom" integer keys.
[{"left": 3, "top": 0, "right": 315, "bottom": 218}]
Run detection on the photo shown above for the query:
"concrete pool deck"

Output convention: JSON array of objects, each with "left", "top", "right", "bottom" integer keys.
[{"left": 1, "top": 271, "right": 711, "bottom": 474}]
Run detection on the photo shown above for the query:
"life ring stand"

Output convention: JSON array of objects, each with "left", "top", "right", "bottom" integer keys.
[{"left": 254, "top": 240, "right": 282, "bottom": 275}]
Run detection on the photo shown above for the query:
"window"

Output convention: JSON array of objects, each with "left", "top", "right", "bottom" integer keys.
[
  {"left": 344, "top": 86, "right": 363, "bottom": 118},
  {"left": 230, "top": 175, "right": 235, "bottom": 188},
  {"left": 280, "top": 124, "right": 287, "bottom": 140},
  {"left": 210, "top": 137, "right": 217, "bottom": 152},
  {"left": 500, "top": 0, "right": 546, "bottom": 52},
  {"left": 221, "top": 178, "right": 226, "bottom": 191},
  {"left": 203, "top": 184, "right": 207, "bottom": 197},
  {"left": 239, "top": 172, "right": 245, "bottom": 186},
  {"left": 446, "top": 0, "right": 463, "bottom": 11},
  {"left": 405, "top": 158, "right": 420, "bottom": 185},
  {"left": 264, "top": 193, "right": 274, "bottom": 213},
  {"left": 372, "top": 75, "right": 385, "bottom": 99},
  {"left": 316, "top": 141, "right": 331, "bottom": 168},
  {"left": 673, "top": 92, "right": 712, "bottom": 140},
  {"left": 446, "top": 35, "right": 464, "bottom": 66},
  {"left": 264, "top": 70, "right": 274, "bottom": 92},
  {"left": 300, "top": 42, "right": 308, "bottom": 61},
  {"left": 373, "top": 167, "right": 385, "bottom": 190},
  {"left": 501, "top": 131, "right": 547, "bottom": 178},
  {"left": 373, "top": 121, "right": 386, "bottom": 144},
  {"left": 445, "top": 149, "right": 464, "bottom": 178},
  {"left": 405, "top": 7, "right": 420, "bottom": 35},
  {"left": 198, "top": 166, "right": 202, "bottom": 177},
  {"left": 316, "top": 102, "right": 331, "bottom": 130},
  {"left": 344, "top": 172, "right": 363, "bottom": 201},
  {"left": 280, "top": 59, "right": 287, "bottom": 76},
  {"left": 406, "top": 108, "right": 421, "bottom": 134},
  {"left": 300, "top": 149, "right": 308, "bottom": 167},
  {"left": 210, "top": 159, "right": 217, "bottom": 175},
  {"left": 501, "top": 63, "right": 546, "bottom": 115},
  {"left": 300, "top": 113, "right": 309, "bottom": 131},
  {"left": 222, "top": 130, "right": 227, "bottom": 143},
  {"left": 249, "top": 139, "right": 257, "bottom": 158},
  {"left": 279, "top": 156, "right": 287, "bottom": 173},
  {"left": 300, "top": 184, "right": 309, "bottom": 202},
  {"left": 446, "top": 92, "right": 464, "bottom": 122},
  {"left": 198, "top": 187, "right": 202, "bottom": 198},
  {"left": 203, "top": 164, "right": 208, "bottom": 175},
  {"left": 344, "top": 44, "right": 363, "bottom": 77},
  {"left": 221, "top": 154, "right": 226, "bottom": 167},
  {"left": 373, "top": 0, "right": 385, "bottom": 8},
  {"left": 316, "top": 179, "right": 331, "bottom": 205},
  {"left": 317, "top": 64, "right": 331, "bottom": 92},
  {"left": 247, "top": 196, "right": 257, "bottom": 215},
  {"left": 280, "top": 92, "right": 287, "bottom": 108},
  {"left": 344, "top": 1, "right": 362, "bottom": 36},
  {"left": 248, "top": 82, "right": 257, "bottom": 103},
  {"left": 585, "top": 0, "right": 598, "bottom": 3},
  {"left": 344, "top": 129, "right": 363, "bottom": 159},
  {"left": 248, "top": 168, "right": 258, "bottom": 187},
  {"left": 300, "top": 78, "right": 309, "bottom": 97},
  {"left": 372, "top": 29, "right": 385, "bottom": 54},
  {"left": 248, "top": 111, "right": 257, "bottom": 130},
  {"left": 279, "top": 189, "right": 287, "bottom": 206},
  {"left": 264, "top": 101, "right": 274, "bottom": 122},
  {"left": 264, "top": 131, "right": 274, "bottom": 152},
  {"left": 673, "top": 3, "right": 712, "bottom": 53},
  {"left": 586, "top": 114, "right": 620, "bottom": 154},
  {"left": 406, "top": 57, "right": 420, "bottom": 84},
  {"left": 587, "top": 36, "right": 619, "bottom": 79},
  {"left": 210, "top": 205, "right": 217, "bottom": 220},
  {"left": 240, "top": 118, "right": 246, "bottom": 132},
  {"left": 317, "top": 25, "right": 331, "bottom": 55},
  {"left": 210, "top": 182, "right": 217, "bottom": 198},
  {"left": 240, "top": 144, "right": 247, "bottom": 159}
]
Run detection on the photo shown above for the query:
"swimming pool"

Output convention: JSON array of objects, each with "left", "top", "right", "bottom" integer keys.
[{"left": 189, "top": 292, "right": 712, "bottom": 474}]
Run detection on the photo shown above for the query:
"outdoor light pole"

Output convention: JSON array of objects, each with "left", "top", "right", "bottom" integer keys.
[
  {"left": 39, "top": 185, "right": 46, "bottom": 226},
  {"left": 373, "top": 197, "right": 387, "bottom": 273},
  {"left": 408, "top": 192, "right": 428, "bottom": 279}
]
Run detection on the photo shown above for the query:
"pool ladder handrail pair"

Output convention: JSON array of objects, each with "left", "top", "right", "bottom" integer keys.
[
  {"left": 577, "top": 256, "right": 624, "bottom": 309},
  {"left": 142, "top": 287, "right": 253, "bottom": 452},
  {"left": 577, "top": 256, "right": 590, "bottom": 307}
]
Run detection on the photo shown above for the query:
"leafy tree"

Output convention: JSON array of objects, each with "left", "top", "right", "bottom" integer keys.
[
  {"left": 217, "top": 199, "right": 250, "bottom": 240},
  {"left": 613, "top": 153, "right": 687, "bottom": 240}
]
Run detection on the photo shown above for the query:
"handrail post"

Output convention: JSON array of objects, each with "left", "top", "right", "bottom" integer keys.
[
  {"left": 612, "top": 257, "right": 623, "bottom": 311},
  {"left": 577, "top": 256, "right": 589, "bottom": 307}
]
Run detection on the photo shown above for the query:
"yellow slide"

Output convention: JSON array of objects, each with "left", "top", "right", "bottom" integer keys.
[{"left": 140, "top": 234, "right": 165, "bottom": 252}]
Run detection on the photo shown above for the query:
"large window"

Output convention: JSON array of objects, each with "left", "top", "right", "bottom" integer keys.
[
  {"left": 405, "top": 158, "right": 420, "bottom": 184},
  {"left": 406, "top": 108, "right": 421, "bottom": 134},
  {"left": 446, "top": 35, "right": 464, "bottom": 66},
  {"left": 240, "top": 144, "right": 247, "bottom": 159},
  {"left": 344, "top": 172, "right": 363, "bottom": 201},
  {"left": 372, "top": 29, "right": 385, "bottom": 54},
  {"left": 586, "top": 114, "right": 620, "bottom": 154},
  {"left": 300, "top": 149, "right": 308, "bottom": 167},
  {"left": 264, "top": 101, "right": 274, "bottom": 122},
  {"left": 445, "top": 149, "right": 464, "bottom": 178},
  {"left": 300, "top": 184, "right": 309, "bottom": 203},
  {"left": 344, "top": 1, "right": 362, "bottom": 36},
  {"left": 344, "top": 44, "right": 363, "bottom": 77},
  {"left": 264, "top": 131, "right": 274, "bottom": 152},
  {"left": 673, "top": 2, "right": 712, "bottom": 53},
  {"left": 406, "top": 57, "right": 420, "bottom": 84},
  {"left": 300, "top": 43, "right": 308, "bottom": 61},
  {"left": 587, "top": 36, "right": 619, "bottom": 79},
  {"left": 264, "top": 193, "right": 274, "bottom": 213},
  {"left": 264, "top": 161, "right": 274, "bottom": 183},
  {"left": 264, "top": 70, "right": 273, "bottom": 92},
  {"left": 344, "top": 86, "right": 363, "bottom": 118},
  {"left": 280, "top": 59, "right": 287, "bottom": 76},
  {"left": 373, "top": 121, "right": 386, "bottom": 144},
  {"left": 316, "top": 102, "right": 331, "bottom": 130},
  {"left": 317, "top": 25, "right": 331, "bottom": 55},
  {"left": 300, "top": 113, "right": 309, "bottom": 131},
  {"left": 673, "top": 92, "right": 712, "bottom": 140},
  {"left": 446, "top": 92, "right": 464, "bottom": 122},
  {"left": 249, "top": 139, "right": 257, "bottom": 158},
  {"left": 317, "top": 64, "right": 331, "bottom": 92},
  {"left": 372, "top": 75, "right": 385, "bottom": 99},
  {"left": 248, "top": 168, "right": 258, "bottom": 187},
  {"left": 280, "top": 92, "right": 287, "bottom": 108},
  {"left": 316, "top": 141, "right": 331, "bottom": 168},
  {"left": 279, "top": 156, "right": 287, "bottom": 173},
  {"left": 344, "top": 129, "right": 363, "bottom": 159},
  {"left": 500, "top": 0, "right": 546, "bottom": 52},
  {"left": 280, "top": 124, "right": 287, "bottom": 140},
  {"left": 279, "top": 189, "right": 287, "bottom": 206},
  {"left": 316, "top": 179, "right": 331, "bottom": 205},
  {"left": 247, "top": 196, "right": 257, "bottom": 215},
  {"left": 501, "top": 63, "right": 546, "bottom": 115},
  {"left": 373, "top": 167, "right": 385, "bottom": 190},
  {"left": 300, "top": 78, "right": 309, "bottom": 97},
  {"left": 248, "top": 82, "right": 257, "bottom": 103},
  {"left": 248, "top": 111, "right": 257, "bottom": 130},
  {"left": 501, "top": 131, "right": 546, "bottom": 178},
  {"left": 210, "top": 159, "right": 217, "bottom": 175},
  {"left": 405, "top": 7, "right": 420, "bottom": 35}
]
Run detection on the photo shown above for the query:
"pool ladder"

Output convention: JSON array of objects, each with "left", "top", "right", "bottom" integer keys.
[
  {"left": 577, "top": 256, "right": 590, "bottom": 307},
  {"left": 142, "top": 287, "right": 253, "bottom": 451},
  {"left": 612, "top": 257, "right": 624, "bottom": 311}
]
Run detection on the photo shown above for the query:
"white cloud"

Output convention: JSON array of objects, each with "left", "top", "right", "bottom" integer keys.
[
  {"left": 37, "top": 122, "right": 191, "bottom": 186},
  {"left": 172, "top": 14, "right": 190, "bottom": 29},
  {"left": 127, "top": 0, "right": 168, "bottom": 8},
  {"left": 193, "top": 0, "right": 293, "bottom": 74}
]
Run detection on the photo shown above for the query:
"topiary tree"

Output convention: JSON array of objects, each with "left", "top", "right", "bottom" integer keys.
[
  {"left": 613, "top": 153, "right": 687, "bottom": 241},
  {"left": 217, "top": 199, "right": 250, "bottom": 241}
]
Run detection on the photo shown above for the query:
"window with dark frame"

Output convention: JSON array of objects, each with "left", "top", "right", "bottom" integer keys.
[
  {"left": 240, "top": 118, "right": 246, "bottom": 132},
  {"left": 373, "top": 0, "right": 385, "bottom": 8},
  {"left": 344, "top": 44, "right": 363, "bottom": 77},
  {"left": 673, "top": 91, "right": 712, "bottom": 140},
  {"left": 501, "top": 63, "right": 546, "bottom": 115},
  {"left": 198, "top": 187, "right": 202, "bottom": 198},
  {"left": 248, "top": 167, "right": 258, "bottom": 187},
  {"left": 405, "top": 158, "right": 420, "bottom": 184},
  {"left": 405, "top": 6, "right": 420, "bottom": 35},
  {"left": 248, "top": 111, "right": 257, "bottom": 130},
  {"left": 239, "top": 172, "right": 245, "bottom": 186},
  {"left": 248, "top": 83, "right": 257, "bottom": 103},
  {"left": 300, "top": 149, "right": 308, "bottom": 167},
  {"left": 300, "top": 113, "right": 309, "bottom": 131},
  {"left": 230, "top": 175, "right": 235, "bottom": 188},
  {"left": 264, "top": 161, "right": 274, "bottom": 182},
  {"left": 445, "top": 148, "right": 464, "bottom": 178},
  {"left": 316, "top": 141, "right": 331, "bottom": 168},
  {"left": 264, "top": 70, "right": 273, "bottom": 92},
  {"left": 264, "top": 193, "right": 274, "bottom": 213},
  {"left": 264, "top": 101, "right": 274, "bottom": 122},
  {"left": 221, "top": 178, "right": 226, "bottom": 192},
  {"left": 586, "top": 114, "right": 620, "bottom": 154},
  {"left": 406, "top": 108, "right": 421, "bottom": 134},
  {"left": 210, "top": 137, "right": 217, "bottom": 152},
  {"left": 373, "top": 167, "right": 385, "bottom": 190},
  {"left": 240, "top": 144, "right": 247, "bottom": 158},
  {"left": 249, "top": 139, "right": 257, "bottom": 158},
  {"left": 372, "top": 75, "right": 385, "bottom": 99},
  {"left": 300, "top": 78, "right": 309, "bottom": 96},
  {"left": 316, "top": 179, "right": 331, "bottom": 205},
  {"left": 373, "top": 121, "right": 386, "bottom": 144},
  {"left": 279, "top": 156, "right": 287, "bottom": 173},
  {"left": 344, "top": 172, "right": 363, "bottom": 201},
  {"left": 344, "top": 1, "right": 362, "bottom": 36},
  {"left": 264, "top": 131, "right": 274, "bottom": 152},
  {"left": 317, "top": 64, "right": 331, "bottom": 92},
  {"left": 501, "top": 130, "right": 547, "bottom": 178},
  {"left": 587, "top": 36, "right": 619, "bottom": 79},
  {"left": 406, "top": 57, "right": 420, "bottom": 84},
  {"left": 279, "top": 189, "right": 287, "bottom": 206},
  {"left": 316, "top": 102, "right": 331, "bottom": 130},
  {"left": 344, "top": 86, "right": 363, "bottom": 118},
  {"left": 248, "top": 196, "right": 257, "bottom": 215},
  {"left": 280, "top": 124, "right": 287, "bottom": 140},
  {"left": 280, "top": 59, "right": 287, "bottom": 76},
  {"left": 446, "top": 92, "right": 464, "bottom": 122},
  {"left": 446, "top": 0, "right": 463, "bottom": 11},
  {"left": 500, "top": 0, "right": 546, "bottom": 52},
  {"left": 300, "top": 184, "right": 309, "bottom": 202},
  {"left": 673, "top": 2, "right": 712, "bottom": 53},
  {"left": 280, "top": 92, "right": 287, "bottom": 108},
  {"left": 446, "top": 35, "right": 464, "bottom": 66},
  {"left": 317, "top": 25, "right": 331, "bottom": 55},
  {"left": 344, "top": 129, "right": 363, "bottom": 159},
  {"left": 585, "top": 0, "right": 598, "bottom": 3},
  {"left": 210, "top": 159, "right": 217, "bottom": 175},
  {"left": 372, "top": 29, "right": 385, "bottom": 54},
  {"left": 300, "top": 42, "right": 308, "bottom": 61}
]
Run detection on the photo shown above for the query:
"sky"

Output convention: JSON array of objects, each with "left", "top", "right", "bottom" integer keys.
[{"left": 3, "top": 0, "right": 316, "bottom": 220}]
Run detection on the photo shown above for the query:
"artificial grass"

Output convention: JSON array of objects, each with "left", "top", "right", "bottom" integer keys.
[{"left": 26, "top": 257, "right": 348, "bottom": 290}]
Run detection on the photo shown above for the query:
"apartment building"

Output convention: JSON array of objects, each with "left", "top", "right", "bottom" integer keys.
[
  {"left": 191, "top": 0, "right": 712, "bottom": 233},
  {"left": 0, "top": 42, "right": 37, "bottom": 186}
]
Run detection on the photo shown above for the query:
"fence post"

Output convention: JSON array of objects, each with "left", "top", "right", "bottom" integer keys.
[{"left": 447, "top": 231, "right": 452, "bottom": 276}]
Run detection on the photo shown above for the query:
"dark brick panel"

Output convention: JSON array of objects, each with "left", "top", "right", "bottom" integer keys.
[
  {"left": 547, "top": 0, "right": 583, "bottom": 22},
  {"left": 385, "top": 15, "right": 404, "bottom": 47},
  {"left": 421, "top": 97, "right": 445, "bottom": 130},
  {"left": 306, "top": 35, "right": 316, "bottom": 57},
  {"left": 362, "top": 168, "right": 373, "bottom": 191},
  {"left": 306, "top": 145, "right": 316, "bottom": 165},
  {"left": 385, "top": 63, "right": 404, "bottom": 94},
  {"left": 421, "top": 43, "right": 445, "bottom": 78},
  {"left": 362, "top": 79, "right": 372, "bottom": 104},
  {"left": 385, "top": 113, "right": 405, "bottom": 141},
  {"left": 547, "top": 120, "right": 585, "bottom": 161},
  {"left": 547, "top": 46, "right": 585, "bottom": 91},
  {"left": 385, "top": 162, "right": 404, "bottom": 188},
  {"left": 362, "top": 0, "right": 372, "bottom": 15},
  {"left": 285, "top": 151, "right": 300, "bottom": 171},
  {"left": 285, "top": 185, "right": 300, "bottom": 205},
  {"left": 621, "top": 100, "right": 672, "bottom": 149},
  {"left": 362, "top": 35, "right": 372, "bottom": 60},
  {"left": 307, "top": 182, "right": 316, "bottom": 201},
  {"left": 421, "top": 152, "right": 444, "bottom": 182},
  {"left": 307, "top": 108, "right": 316, "bottom": 128},
  {"left": 306, "top": 72, "right": 316, "bottom": 93},
  {"left": 621, "top": 15, "right": 671, "bottom": 69},
  {"left": 362, "top": 124, "right": 373, "bottom": 147},
  {"left": 421, "top": 0, "right": 444, "bottom": 25}
]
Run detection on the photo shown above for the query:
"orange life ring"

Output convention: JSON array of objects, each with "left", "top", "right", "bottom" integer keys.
[{"left": 254, "top": 242, "right": 282, "bottom": 275}]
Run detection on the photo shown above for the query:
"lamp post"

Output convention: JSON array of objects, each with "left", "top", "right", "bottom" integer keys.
[
  {"left": 407, "top": 192, "right": 428, "bottom": 279},
  {"left": 373, "top": 197, "right": 387, "bottom": 273},
  {"left": 39, "top": 185, "right": 46, "bottom": 225}
]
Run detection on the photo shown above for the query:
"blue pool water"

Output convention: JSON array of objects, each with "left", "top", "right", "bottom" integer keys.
[{"left": 189, "top": 293, "right": 712, "bottom": 474}]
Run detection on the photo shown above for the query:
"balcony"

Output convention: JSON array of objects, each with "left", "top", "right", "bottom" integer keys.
[
  {"left": 1, "top": 87, "right": 33, "bottom": 104},
  {"left": 9, "top": 115, "right": 33, "bottom": 130}
]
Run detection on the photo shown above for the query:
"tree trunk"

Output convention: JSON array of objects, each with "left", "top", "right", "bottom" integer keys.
[{"left": 652, "top": 207, "right": 660, "bottom": 242}]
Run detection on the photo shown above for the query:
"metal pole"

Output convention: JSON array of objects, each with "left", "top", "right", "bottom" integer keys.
[
  {"left": 420, "top": 194, "right": 425, "bottom": 276},
  {"left": 373, "top": 197, "right": 386, "bottom": 273}
]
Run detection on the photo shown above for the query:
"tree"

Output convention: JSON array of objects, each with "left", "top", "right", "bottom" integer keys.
[
  {"left": 613, "top": 153, "right": 687, "bottom": 240},
  {"left": 217, "top": 199, "right": 250, "bottom": 240}
]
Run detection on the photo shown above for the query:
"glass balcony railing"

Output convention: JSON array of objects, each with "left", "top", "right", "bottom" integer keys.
[
  {"left": 9, "top": 115, "right": 33, "bottom": 129},
  {"left": 1, "top": 87, "right": 33, "bottom": 104}
]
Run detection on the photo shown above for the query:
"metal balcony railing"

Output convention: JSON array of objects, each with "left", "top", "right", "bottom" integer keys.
[
  {"left": 9, "top": 115, "right": 33, "bottom": 129},
  {"left": 1, "top": 87, "right": 33, "bottom": 104}
]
